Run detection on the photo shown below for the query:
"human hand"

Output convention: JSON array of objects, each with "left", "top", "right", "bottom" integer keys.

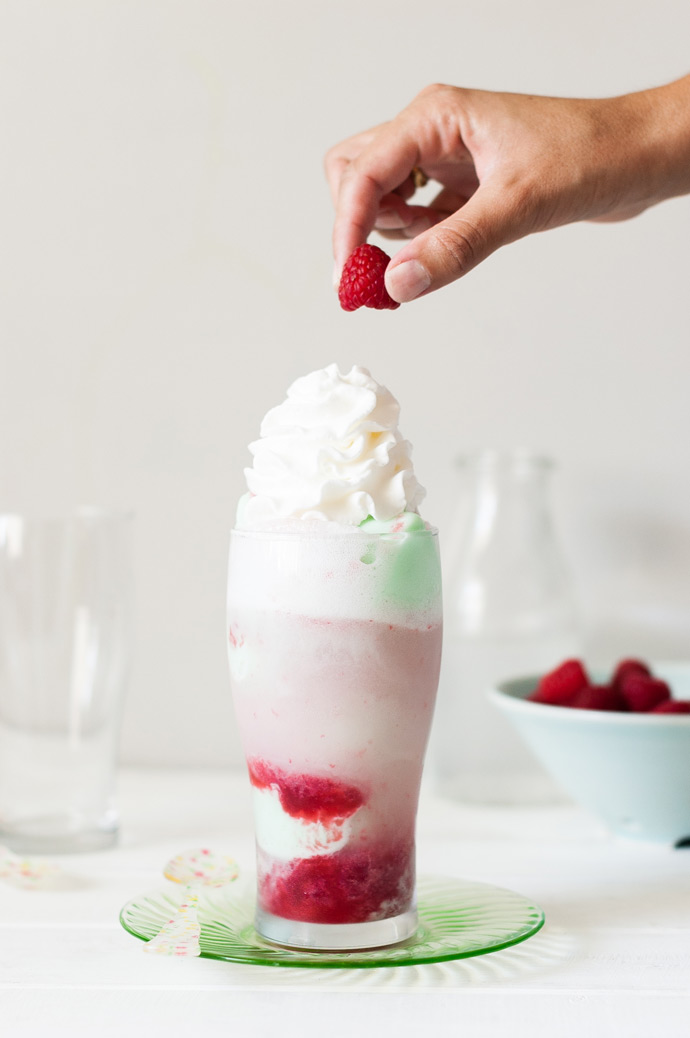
[{"left": 325, "top": 79, "right": 690, "bottom": 303}]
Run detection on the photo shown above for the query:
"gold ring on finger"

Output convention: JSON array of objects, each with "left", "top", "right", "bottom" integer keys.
[{"left": 411, "top": 166, "right": 429, "bottom": 189}]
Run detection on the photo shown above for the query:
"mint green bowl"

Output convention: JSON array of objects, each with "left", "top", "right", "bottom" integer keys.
[{"left": 489, "top": 663, "right": 690, "bottom": 845}]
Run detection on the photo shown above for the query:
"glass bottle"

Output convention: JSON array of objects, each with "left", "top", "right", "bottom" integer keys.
[{"left": 429, "top": 449, "right": 581, "bottom": 804}]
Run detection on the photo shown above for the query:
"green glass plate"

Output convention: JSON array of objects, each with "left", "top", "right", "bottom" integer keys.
[{"left": 119, "top": 875, "right": 545, "bottom": 968}]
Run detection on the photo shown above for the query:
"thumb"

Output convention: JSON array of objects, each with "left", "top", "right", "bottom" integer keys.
[{"left": 385, "top": 186, "right": 519, "bottom": 302}]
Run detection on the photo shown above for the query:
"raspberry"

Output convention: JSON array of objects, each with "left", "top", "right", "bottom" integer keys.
[
  {"left": 338, "top": 244, "right": 400, "bottom": 311},
  {"left": 651, "top": 700, "right": 690, "bottom": 714},
  {"left": 612, "top": 658, "right": 651, "bottom": 691},
  {"left": 530, "top": 658, "right": 589, "bottom": 706},
  {"left": 571, "top": 685, "right": 628, "bottom": 712},
  {"left": 621, "top": 674, "right": 671, "bottom": 712}
]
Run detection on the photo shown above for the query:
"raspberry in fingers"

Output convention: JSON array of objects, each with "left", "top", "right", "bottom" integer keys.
[{"left": 338, "top": 244, "right": 400, "bottom": 311}]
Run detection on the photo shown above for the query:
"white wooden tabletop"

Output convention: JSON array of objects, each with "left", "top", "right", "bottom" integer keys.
[{"left": 2, "top": 768, "right": 688, "bottom": 1037}]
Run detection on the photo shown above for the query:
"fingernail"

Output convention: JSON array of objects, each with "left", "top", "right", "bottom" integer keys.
[
  {"left": 386, "top": 260, "right": 431, "bottom": 303},
  {"left": 402, "top": 217, "right": 432, "bottom": 238},
  {"left": 375, "top": 209, "right": 407, "bottom": 230},
  {"left": 333, "top": 262, "right": 341, "bottom": 290}
]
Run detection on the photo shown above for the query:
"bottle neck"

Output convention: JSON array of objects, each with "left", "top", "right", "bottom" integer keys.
[
  {"left": 447, "top": 453, "right": 576, "bottom": 638},
  {"left": 458, "top": 455, "right": 556, "bottom": 553}
]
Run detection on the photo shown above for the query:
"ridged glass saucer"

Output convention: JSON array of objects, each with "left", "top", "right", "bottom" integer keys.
[{"left": 120, "top": 874, "right": 545, "bottom": 968}]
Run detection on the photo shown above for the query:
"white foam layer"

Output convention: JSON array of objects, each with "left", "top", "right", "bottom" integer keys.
[
  {"left": 252, "top": 786, "right": 355, "bottom": 861},
  {"left": 226, "top": 524, "right": 442, "bottom": 626}
]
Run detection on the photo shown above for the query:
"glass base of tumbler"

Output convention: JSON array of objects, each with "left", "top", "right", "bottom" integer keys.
[
  {"left": 255, "top": 905, "right": 418, "bottom": 951},
  {"left": 0, "top": 810, "right": 119, "bottom": 854}
]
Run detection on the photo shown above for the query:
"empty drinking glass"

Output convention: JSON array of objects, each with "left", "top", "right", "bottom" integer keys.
[{"left": 0, "top": 510, "right": 132, "bottom": 852}]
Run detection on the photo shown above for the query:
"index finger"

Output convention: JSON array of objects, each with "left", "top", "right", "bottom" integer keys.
[
  {"left": 324, "top": 125, "right": 385, "bottom": 206},
  {"left": 332, "top": 124, "right": 422, "bottom": 272}
]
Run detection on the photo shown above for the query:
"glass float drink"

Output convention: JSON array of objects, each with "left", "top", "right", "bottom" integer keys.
[{"left": 227, "top": 365, "right": 442, "bottom": 950}]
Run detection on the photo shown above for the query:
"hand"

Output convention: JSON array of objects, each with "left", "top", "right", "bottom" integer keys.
[{"left": 325, "top": 78, "right": 690, "bottom": 302}]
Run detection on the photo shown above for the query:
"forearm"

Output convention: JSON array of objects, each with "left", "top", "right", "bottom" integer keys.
[
  {"left": 614, "top": 75, "right": 690, "bottom": 211},
  {"left": 650, "top": 74, "right": 690, "bottom": 200}
]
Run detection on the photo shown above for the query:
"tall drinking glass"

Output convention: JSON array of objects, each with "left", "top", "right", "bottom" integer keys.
[
  {"left": 0, "top": 510, "right": 132, "bottom": 852},
  {"left": 227, "top": 524, "right": 442, "bottom": 950}
]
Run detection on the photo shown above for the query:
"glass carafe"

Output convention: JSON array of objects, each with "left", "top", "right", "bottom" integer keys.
[{"left": 430, "top": 450, "right": 581, "bottom": 804}]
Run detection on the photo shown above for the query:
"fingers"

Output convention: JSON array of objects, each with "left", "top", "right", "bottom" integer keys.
[
  {"left": 329, "top": 88, "right": 475, "bottom": 279},
  {"left": 385, "top": 185, "right": 520, "bottom": 302},
  {"left": 331, "top": 123, "right": 423, "bottom": 275},
  {"left": 373, "top": 197, "right": 445, "bottom": 238},
  {"left": 390, "top": 174, "right": 418, "bottom": 202},
  {"left": 373, "top": 181, "right": 463, "bottom": 243},
  {"left": 332, "top": 166, "right": 418, "bottom": 274},
  {"left": 327, "top": 85, "right": 489, "bottom": 287},
  {"left": 323, "top": 124, "right": 387, "bottom": 206}
]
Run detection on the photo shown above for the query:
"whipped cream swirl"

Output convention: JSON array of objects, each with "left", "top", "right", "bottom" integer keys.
[{"left": 239, "top": 364, "right": 425, "bottom": 527}]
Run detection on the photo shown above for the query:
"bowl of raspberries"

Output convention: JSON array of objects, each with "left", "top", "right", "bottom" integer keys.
[{"left": 490, "top": 659, "right": 690, "bottom": 844}]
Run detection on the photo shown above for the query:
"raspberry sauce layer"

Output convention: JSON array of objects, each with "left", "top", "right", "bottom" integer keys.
[
  {"left": 258, "top": 839, "right": 415, "bottom": 924},
  {"left": 247, "top": 760, "right": 365, "bottom": 825}
]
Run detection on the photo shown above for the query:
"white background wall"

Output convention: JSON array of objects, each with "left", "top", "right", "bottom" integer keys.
[{"left": 1, "top": 1, "right": 689, "bottom": 768}]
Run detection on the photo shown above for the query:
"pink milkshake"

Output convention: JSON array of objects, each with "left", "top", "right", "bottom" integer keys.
[{"left": 227, "top": 365, "right": 442, "bottom": 950}]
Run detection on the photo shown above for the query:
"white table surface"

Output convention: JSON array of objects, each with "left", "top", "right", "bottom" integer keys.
[{"left": 2, "top": 768, "right": 689, "bottom": 1037}]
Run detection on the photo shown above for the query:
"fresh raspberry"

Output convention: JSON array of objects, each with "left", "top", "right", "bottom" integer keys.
[
  {"left": 530, "top": 659, "right": 589, "bottom": 706},
  {"left": 612, "top": 658, "right": 651, "bottom": 691},
  {"left": 338, "top": 244, "right": 400, "bottom": 311},
  {"left": 571, "top": 685, "right": 628, "bottom": 712},
  {"left": 621, "top": 674, "right": 671, "bottom": 712},
  {"left": 651, "top": 700, "right": 690, "bottom": 714}
]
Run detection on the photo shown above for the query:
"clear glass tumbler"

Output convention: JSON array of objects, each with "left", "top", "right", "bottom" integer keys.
[
  {"left": 0, "top": 510, "right": 132, "bottom": 852},
  {"left": 227, "top": 524, "right": 442, "bottom": 950}
]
